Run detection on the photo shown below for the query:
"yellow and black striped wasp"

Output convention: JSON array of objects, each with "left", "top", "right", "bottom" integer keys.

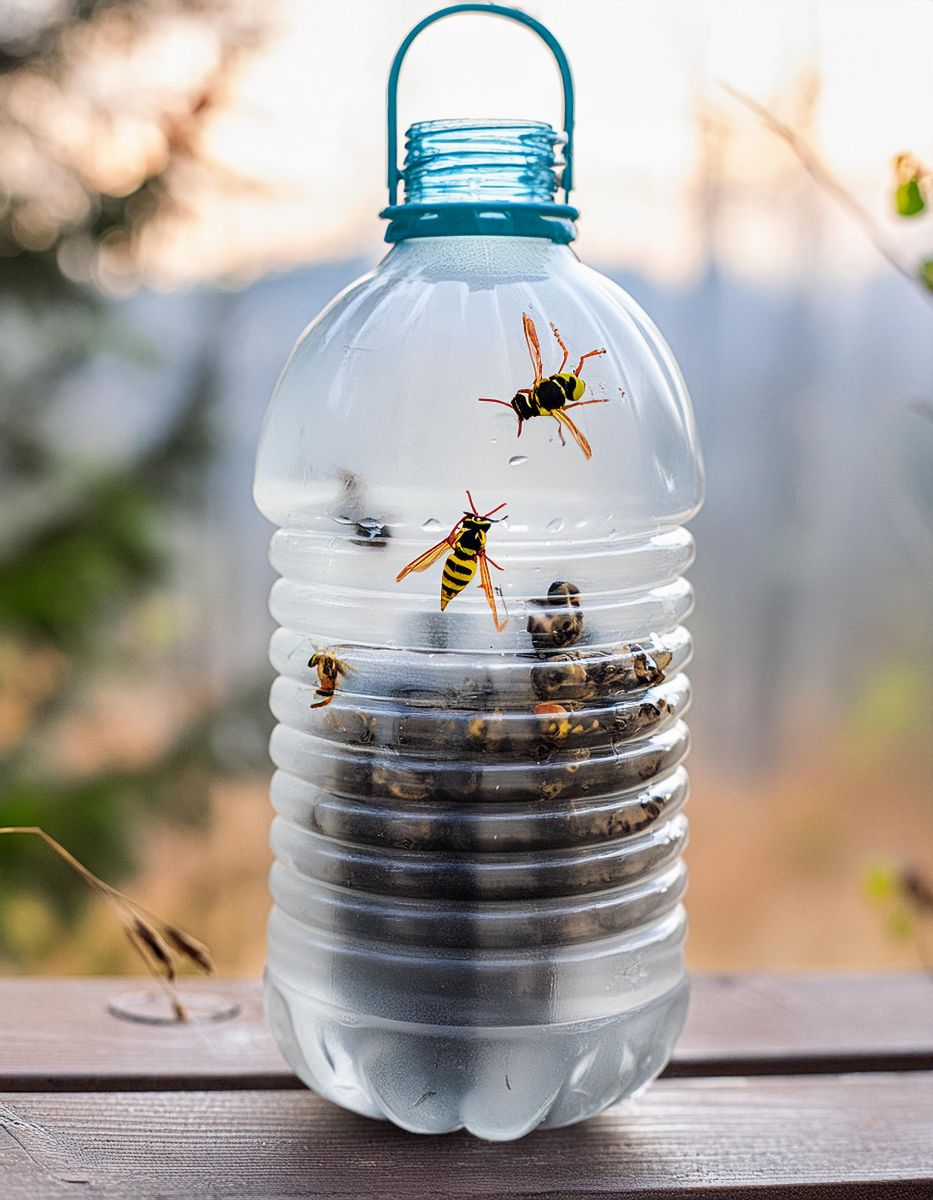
[
  {"left": 395, "top": 491, "right": 508, "bottom": 632},
  {"left": 308, "top": 650, "right": 353, "bottom": 709},
  {"left": 479, "top": 312, "right": 609, "bottom": 459}
]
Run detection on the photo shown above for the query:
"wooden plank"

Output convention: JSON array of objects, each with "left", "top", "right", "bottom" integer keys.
[
  {"left": 670, "top": 971, "right": 933, "bottom": 1076},
  {"left": 0, "top": 979, "right": 288, "bottom": 1092},
  {"left": 3, "top": 973, "right": 932, "bottom": 1090},
  {"left": 1, "top": 1073, "right": 932, "bottom": 1199}
]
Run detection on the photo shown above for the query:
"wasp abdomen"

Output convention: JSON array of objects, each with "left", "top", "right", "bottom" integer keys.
[
  {"left": 524, "top": 374, "right": 580, "bottom": 416},
  {"left": 440, "top": 547, "right": 478, "bottom": 608},
  {"left": 440, "top": 519, "right": 488, "bottom": 610}
]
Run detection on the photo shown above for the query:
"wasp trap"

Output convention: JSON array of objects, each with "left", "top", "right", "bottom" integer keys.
[{"left": 254, "top": 2, "right": 704, "bottom": 1141}]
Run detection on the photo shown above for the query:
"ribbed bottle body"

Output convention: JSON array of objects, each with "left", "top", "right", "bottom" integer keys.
[{"left": 256, "top": 237, "right": 703, "bottom": 1138}]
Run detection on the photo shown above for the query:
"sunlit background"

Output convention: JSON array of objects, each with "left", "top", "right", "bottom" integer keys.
[{"left": 1, "top": 0, "right": 931, "bottom": 977}]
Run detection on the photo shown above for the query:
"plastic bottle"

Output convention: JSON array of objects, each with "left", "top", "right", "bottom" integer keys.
[{"left": 255, "top": 4, "right": 704, "bottom": 1140}]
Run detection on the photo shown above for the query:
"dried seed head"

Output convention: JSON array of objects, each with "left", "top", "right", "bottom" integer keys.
[
  {"left": 128, "top": 917, "right": 175, "bottom": 983},
  {"left": 164, "top": 925, "right": 215, "bottom": 975}
]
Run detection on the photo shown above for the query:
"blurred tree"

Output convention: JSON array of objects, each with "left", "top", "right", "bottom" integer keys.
[
  {"left": 724, "top": 84, "right": 933, "bottom": 300},
  {"left": 725, "top": 84, "right": 933, "bottom": 959},
  {"left": 0, "top": 0, "right": 271, "bottom": 965}
]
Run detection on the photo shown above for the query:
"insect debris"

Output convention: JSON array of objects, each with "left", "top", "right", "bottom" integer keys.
[{"left": 526, "top": 580, "right": 584, "bottom": 651}]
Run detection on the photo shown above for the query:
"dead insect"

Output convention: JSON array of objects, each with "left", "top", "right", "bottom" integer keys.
[
  {"left": 533, "top": 701, "right": 575, "bottom": 743},
  {"left": 308, "top": 650, "right": 354, "bottom": 709},
  {"left": 396, "top": 491, "right": 509, "bottom": 632},
  {"left": 531, "top": 651, "right": 591, "bottom": 703},
  {"left": 527, "top": 580, "right": 584, "bottom": 651},
  {"left": 629, "top": 643, "right": 673, "bottom": 688},
  {"left": 479, "top": 313, "right": 610, "bottom": 458}
]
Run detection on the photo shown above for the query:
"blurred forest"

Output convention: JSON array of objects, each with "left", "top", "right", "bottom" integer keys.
[
  {"left": 0, "top": 0, "right": 272, "bottom": 971},
  {"left": 0, "top": 0, "right": 930, "bottom": 977}
]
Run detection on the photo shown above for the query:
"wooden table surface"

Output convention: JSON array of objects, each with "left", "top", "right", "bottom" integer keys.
[{"left": 2, "top": 973, "right": 931, "bottom": 1198}]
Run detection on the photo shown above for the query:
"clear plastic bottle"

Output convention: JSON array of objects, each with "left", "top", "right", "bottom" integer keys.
[{"left": 255, "top": 5, "right": 703, "bottom": 1140}]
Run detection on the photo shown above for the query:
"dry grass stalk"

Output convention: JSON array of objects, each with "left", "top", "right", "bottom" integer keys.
[
  {"left": 0, "top": 825, "right": 215, "bottom": 1021},
  {"left": 722, "top": 82, "right": 931, "bottom": 298}
]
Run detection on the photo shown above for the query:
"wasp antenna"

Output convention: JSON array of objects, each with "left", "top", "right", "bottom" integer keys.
[
  {"left": 481, "top": 500, "right": 508, "bottom": 519},
  {"left": 465, "top": 489, "right": 479, "bottom": 515},
  {"left": 478, "top": 397, "right": 512, "bottom": 407}
]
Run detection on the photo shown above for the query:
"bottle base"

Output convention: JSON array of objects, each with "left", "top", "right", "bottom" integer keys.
[{"left": 265, "top": 971, "right": 689, "bottom": 1141}]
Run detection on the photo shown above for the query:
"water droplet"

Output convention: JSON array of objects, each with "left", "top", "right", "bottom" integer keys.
[
  {"left": 508, "top": 455, "right": 528, "bottom": 467},
  {"left": 332, "top": 513, "right": 354, "bottom": 525},
  {"left": 421, "top": 518, "right": 441, "bottom": 531},
  {"left": 546, "top": 518, "right": 564, "bottom": 533}
]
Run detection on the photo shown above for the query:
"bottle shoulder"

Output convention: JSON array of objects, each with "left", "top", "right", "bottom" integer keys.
[{"left": 255, "top": 238, "right": 703, "bottom": 532}]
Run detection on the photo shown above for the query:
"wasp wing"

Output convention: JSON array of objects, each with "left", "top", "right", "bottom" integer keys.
[
  {"left": 522, "top": 312, "right": 544, "bottom": 384},
  {"left": 479, "top": 553, "right": 508, "bottom": 633},
  {"left": 552, "top": 409, "right": 593, "bottom": 459},
  {"left": 396, "top": 528, "right": 460, "bottom": 581}
]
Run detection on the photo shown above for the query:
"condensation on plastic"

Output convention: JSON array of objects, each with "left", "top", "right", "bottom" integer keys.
[{"left": 255, "top": 234, "right": 703, "bottom": 1139}]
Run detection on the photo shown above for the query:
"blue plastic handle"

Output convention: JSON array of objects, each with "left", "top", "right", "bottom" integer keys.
[{"left": 386, "top": 3, "right": 575, "bottom": 207}]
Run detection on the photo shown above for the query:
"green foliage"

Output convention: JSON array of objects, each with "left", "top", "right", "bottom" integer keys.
[
  {"left": 863, "top": 862, "right": 933, "bottom": 965},
  {"left": 895, "top": 178, "right": 925, "bottom": 217},
  {"left": 0, "top": 483, "right": 163, "bottom": 647},
  {"left": 846, "top": 658, "right": 931, "bottom": 755},
  {"left": 863, "top": 862, "right": 914, "bottom": 942},
  {"left": 0, "top": 681, "right": 270, "bottom": 954},
  {"left": 863, "top": 863, "right": 897, "bottom": 903},
  {"left": 0, "top": 0, "right": 269, "bottom": 965},
  {"left": 891, "top": 154, "right": 932, "bottom": 286}
]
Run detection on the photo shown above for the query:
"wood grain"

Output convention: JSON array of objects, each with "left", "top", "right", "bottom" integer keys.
[
  {"left": 1, "top": 1073, "right": 931, "bottom": 1199},
  {"left": 2, "top": 973, "right": 932, "bottom": 1091}
]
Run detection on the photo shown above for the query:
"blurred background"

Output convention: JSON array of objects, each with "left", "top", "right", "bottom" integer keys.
[{"left": 1, "top": 0, "right": 931, "bottom": 977}]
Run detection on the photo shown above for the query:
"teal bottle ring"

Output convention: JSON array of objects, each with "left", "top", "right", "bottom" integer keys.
[{"left": 381, "top": 4, "right": 579, "bottom": 243}]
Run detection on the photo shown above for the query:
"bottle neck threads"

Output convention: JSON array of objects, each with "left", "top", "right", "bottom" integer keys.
[
  {"left": 381, "top": 118, "right": 578, "bottom": 244},
  {"left": 403, "top": 119, "right": 561, "bottom": 204}
]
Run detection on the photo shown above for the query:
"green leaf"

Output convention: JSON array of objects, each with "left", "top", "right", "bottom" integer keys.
[
  {"left": 864, "top": 863, "right": 898, "bottom": 903},
  {"left": 919, "top": 260, "right": 933, "bottom": 291},
  {"left": 896, "top": 178, "right": 925, "bottom": 217},
  {"left": 887, "top": 908, "right": 914, "bottom": 941}
]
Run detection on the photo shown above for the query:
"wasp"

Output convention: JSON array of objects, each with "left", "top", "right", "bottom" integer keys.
[
  {"left": 526, "top": 580, "right": 584, "bottom": 651},
  {"left": 479, "top": 312, "right": 609, "bottom": 459},
  {"left": 396, "top": 491, "right": 508, "bottom": 632},
  {"left": 308, "top": 650, "right": 353, "bottom": 709}
]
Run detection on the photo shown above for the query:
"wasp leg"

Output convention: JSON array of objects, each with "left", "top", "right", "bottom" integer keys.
[
  {"left": 485, "top": 553, "right": 505, "bottom": 571},
  {"left": 310, "top": 687, "right": 334, "bottom": 709},
  {"left": 550, "top": 322, "right": 570, "bottom": 373},
  {"left": 573, "top": 347, "right": 607, "bottom": 376},
  {"left": 562, "top": 397, "right": 610, "bottom": 411}
]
